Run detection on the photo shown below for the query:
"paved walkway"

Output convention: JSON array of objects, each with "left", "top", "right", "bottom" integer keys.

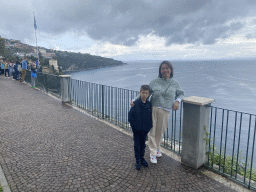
[{"left": 0, "top": 75, "right": 246, "bottom": 192}]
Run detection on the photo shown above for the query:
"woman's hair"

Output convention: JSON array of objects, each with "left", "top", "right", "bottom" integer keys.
[{"left": 158, "top": 61, "right": 174, "bottom": 78}]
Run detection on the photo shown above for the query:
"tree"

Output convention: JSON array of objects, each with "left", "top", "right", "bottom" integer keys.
[
  {"left": 39, "top": 52, "right": 49, "bottom": 67},
  {"left": 0, "top": 37, "right": 6, "bottom": 56}
]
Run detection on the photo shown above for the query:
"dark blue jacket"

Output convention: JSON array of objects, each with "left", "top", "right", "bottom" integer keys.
[
  {"left": 14, "top": 64, "right": 17, "bottom": 71},
  {"left": 128, "top": 99, "right": 152, "bottom": 133}
]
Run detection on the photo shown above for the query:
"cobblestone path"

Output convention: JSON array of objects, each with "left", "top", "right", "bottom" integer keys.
[{"left": 0, "top": 76, "right": 237, "bottom": 191}]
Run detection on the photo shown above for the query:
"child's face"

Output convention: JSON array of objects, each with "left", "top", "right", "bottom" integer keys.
[{"left": 140, "top": 89, "right": 150, "bottom": 100}]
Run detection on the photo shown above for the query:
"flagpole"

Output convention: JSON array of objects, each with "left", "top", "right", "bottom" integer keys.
[{"left": 33, "top": 12, "right": 39, "bottom": 64}]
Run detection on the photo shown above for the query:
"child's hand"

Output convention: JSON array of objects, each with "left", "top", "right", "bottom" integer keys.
[{"left": 130, "top": 101, "right": 134, "bottom": 107}]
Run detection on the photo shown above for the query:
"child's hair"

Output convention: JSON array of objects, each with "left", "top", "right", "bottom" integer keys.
[{"left": 140, "top": 85, "right": 150, "bottom": 92}]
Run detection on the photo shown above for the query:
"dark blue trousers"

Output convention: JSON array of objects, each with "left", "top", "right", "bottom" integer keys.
[
  {"left": 15, "top": 71, "right": 19, "bottom": 80},
  {"left": 133, "top": 130, "right": 147, "bottom": 163},
  {"left": 5, "top": 69, "right": 9, "bottom": 77}
]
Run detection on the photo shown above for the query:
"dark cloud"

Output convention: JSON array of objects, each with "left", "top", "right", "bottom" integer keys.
[{"left": 0, "top": 0, "right": 255, "bottom": 46}]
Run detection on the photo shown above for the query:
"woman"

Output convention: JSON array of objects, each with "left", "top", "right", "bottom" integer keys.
[
  {"left": 14, "top": 60, "right": 21, "bottom": 80},
  {"left": 132, "top": 61, "right": 184, "bottom": 164},
  {"left": 9, "top": 61, "right": 13, "bottom": 77},
  {"left": 4, "top": 61, "right": 10, "bottom": 78}
]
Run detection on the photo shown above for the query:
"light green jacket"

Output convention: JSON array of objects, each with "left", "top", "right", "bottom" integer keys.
[{"left": 148, "top": 78, "right": 184, "bottom": 109}]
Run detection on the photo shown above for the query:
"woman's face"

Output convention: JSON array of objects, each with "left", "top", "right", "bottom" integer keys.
[{"left": 160, "top": 64, "right": 171, "bottom": 79}]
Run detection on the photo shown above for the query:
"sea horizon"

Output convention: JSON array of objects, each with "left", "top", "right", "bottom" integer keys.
[{"left": 67, "top": 58, "right": 256, "bottom": 115}]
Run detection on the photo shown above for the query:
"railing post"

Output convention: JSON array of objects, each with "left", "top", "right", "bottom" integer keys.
[
  {"left": 102, "top": 85, "right": 104, "bottom": 119},
  {"left": 59, "top": 75, "right": 71, "bottom": 103},
  {"left": 45, "top": 74, "right": 48, "bottom": 93},
  {"left": 181, "top": 96, "right": 215, "bottom": 169}
]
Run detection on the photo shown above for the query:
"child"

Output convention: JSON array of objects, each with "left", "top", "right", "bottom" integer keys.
[
  {"left": 31, "top": 64, "right": 37, "bottom": 88},
  {"left": 128, "top": 85, "right": 152, "bottom": 170}
]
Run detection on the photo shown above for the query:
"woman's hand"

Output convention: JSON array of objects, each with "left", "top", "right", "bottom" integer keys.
[
  {"left": 172, "top": 101, "right": 180, "bottom": 111},
  {"left": 130, "top": 101, "right": 134, "bottom": 107}
]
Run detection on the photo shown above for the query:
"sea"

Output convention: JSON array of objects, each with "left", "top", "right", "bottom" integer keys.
[
  {"left": 66, "top": 59, "right": 256, "bottom": 115},
  {"left": 66, "top": 59, "right": 256, "bottom": 168}
]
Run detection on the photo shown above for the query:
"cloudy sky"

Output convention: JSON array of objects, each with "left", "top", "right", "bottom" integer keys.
[{"left": 1, "top": 0, "right": 256, "bottom": 61}]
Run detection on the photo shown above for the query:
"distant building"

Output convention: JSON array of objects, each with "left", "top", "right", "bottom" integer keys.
[
  {"left": 39, "top": 49, "right": 46, "bottom": 54},
  {"left": 42, "top": 53, "right": 55, "bottom": 59},
  {"left": 4, "top": 41, "right": 13, "bottom": 48},
  {"left": 15, "top": 52, "right": 25, "bottom": 57},
  {"left": 36, "top": 49, "right": 55, "bottom": 59},
  {"left": 26, "top": 52, "right": 37, "bottom": 57},
  {"left": 49, "top": 59, "right": 59, "bottom": 72},
  {"left": 10, "top": 39, "right": 21, "bottom": 43},
  {"left": 14, "top": 43, "right": 23, "bottom": 48}
]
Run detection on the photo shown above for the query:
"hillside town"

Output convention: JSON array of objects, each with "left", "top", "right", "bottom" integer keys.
[
  {"left": 0, "top": 37, "right": 125, "bottom": 75},
  {"left": 0, "top": 37, "right": 60, "bottom": 74}
]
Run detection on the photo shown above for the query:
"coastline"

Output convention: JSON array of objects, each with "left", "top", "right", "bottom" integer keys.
[{"left": 63, "top": 62, "right": 127, "bottom": 75}]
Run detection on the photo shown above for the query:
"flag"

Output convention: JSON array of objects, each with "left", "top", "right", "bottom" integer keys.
[{"left": 34, "top": 14, "right": 37, "bottom": 30}]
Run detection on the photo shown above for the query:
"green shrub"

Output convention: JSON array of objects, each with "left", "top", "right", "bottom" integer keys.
[{"left": 204, "top": 126, "right": 256, "bottom": 182}]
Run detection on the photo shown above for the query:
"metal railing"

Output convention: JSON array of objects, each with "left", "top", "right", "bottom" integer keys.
[
  {"left": 206, "top": 106, "right": 256, "bottom": 189},
  {"left": 70, "top": 78, "right": 183, "bottom": 153},
  {"left": 25, "top": 71, "right": 61, "bottom": 97},
  {"left": 162, "top": 103, "right": 183, "bottom": 154},
  {"left": 70, "top": 78, "right": 138, "bottom": 130},
  {"left": 24, "top": 70, "right": 31, "bottom": 83}
]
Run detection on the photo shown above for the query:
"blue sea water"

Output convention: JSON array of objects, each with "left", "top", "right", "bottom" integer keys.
[{"left": 67, "top": 59, "right": 256, "bottom": 115}]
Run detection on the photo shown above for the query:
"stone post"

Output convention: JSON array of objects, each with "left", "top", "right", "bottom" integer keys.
[
  {"left": 181, "top": 96, "right": 215, "bottom": 169},
  {"left": 59, "top": 75, "right": 71, "bottom": 103}
]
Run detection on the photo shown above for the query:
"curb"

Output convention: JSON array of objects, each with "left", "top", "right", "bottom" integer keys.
[{"left": 0, "top": 164, "right": 11, "bottom": 192}]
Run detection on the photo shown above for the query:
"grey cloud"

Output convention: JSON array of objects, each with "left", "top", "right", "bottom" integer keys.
[
  {"left": 0, "top": 0, "right": 255, "bottom": 46},
  {"left": 246, "top": 33, "right": 256, "bottom": 39},
  {"left": 229, "top": 22, "right": 244, "bottom": 31}
]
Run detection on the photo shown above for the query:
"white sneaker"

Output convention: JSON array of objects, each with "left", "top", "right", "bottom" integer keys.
[
  {"left": 150, "top": 154, "right": 157, "bottom": 164},
  {"left": 157, "top": 148, "right": 162, "bottom": 158}
]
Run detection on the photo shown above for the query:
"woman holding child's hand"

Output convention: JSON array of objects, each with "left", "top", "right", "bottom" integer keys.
[{"left": 131, "top": 61, "right": 184, "bottom": 164}]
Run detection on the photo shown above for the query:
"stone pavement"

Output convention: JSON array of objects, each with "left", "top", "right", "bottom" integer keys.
[{"left": 0, "top": 75, "right": 246, "bottom": 192}]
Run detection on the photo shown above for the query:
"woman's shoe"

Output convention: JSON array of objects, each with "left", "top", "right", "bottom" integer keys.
[
  {"left": 150, "top": 154, "right": 157, "bottom": 164},
  {"left": 157, "top": 148, "right": 162, "bottom": 158}
]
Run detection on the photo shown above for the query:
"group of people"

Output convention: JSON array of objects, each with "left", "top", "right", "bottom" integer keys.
[
  {"left": 128, "top": 61, "right": 185, "bottom": 170},
  {"left": 0, "top": 58, "right": 39, "bottom": 88}
]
